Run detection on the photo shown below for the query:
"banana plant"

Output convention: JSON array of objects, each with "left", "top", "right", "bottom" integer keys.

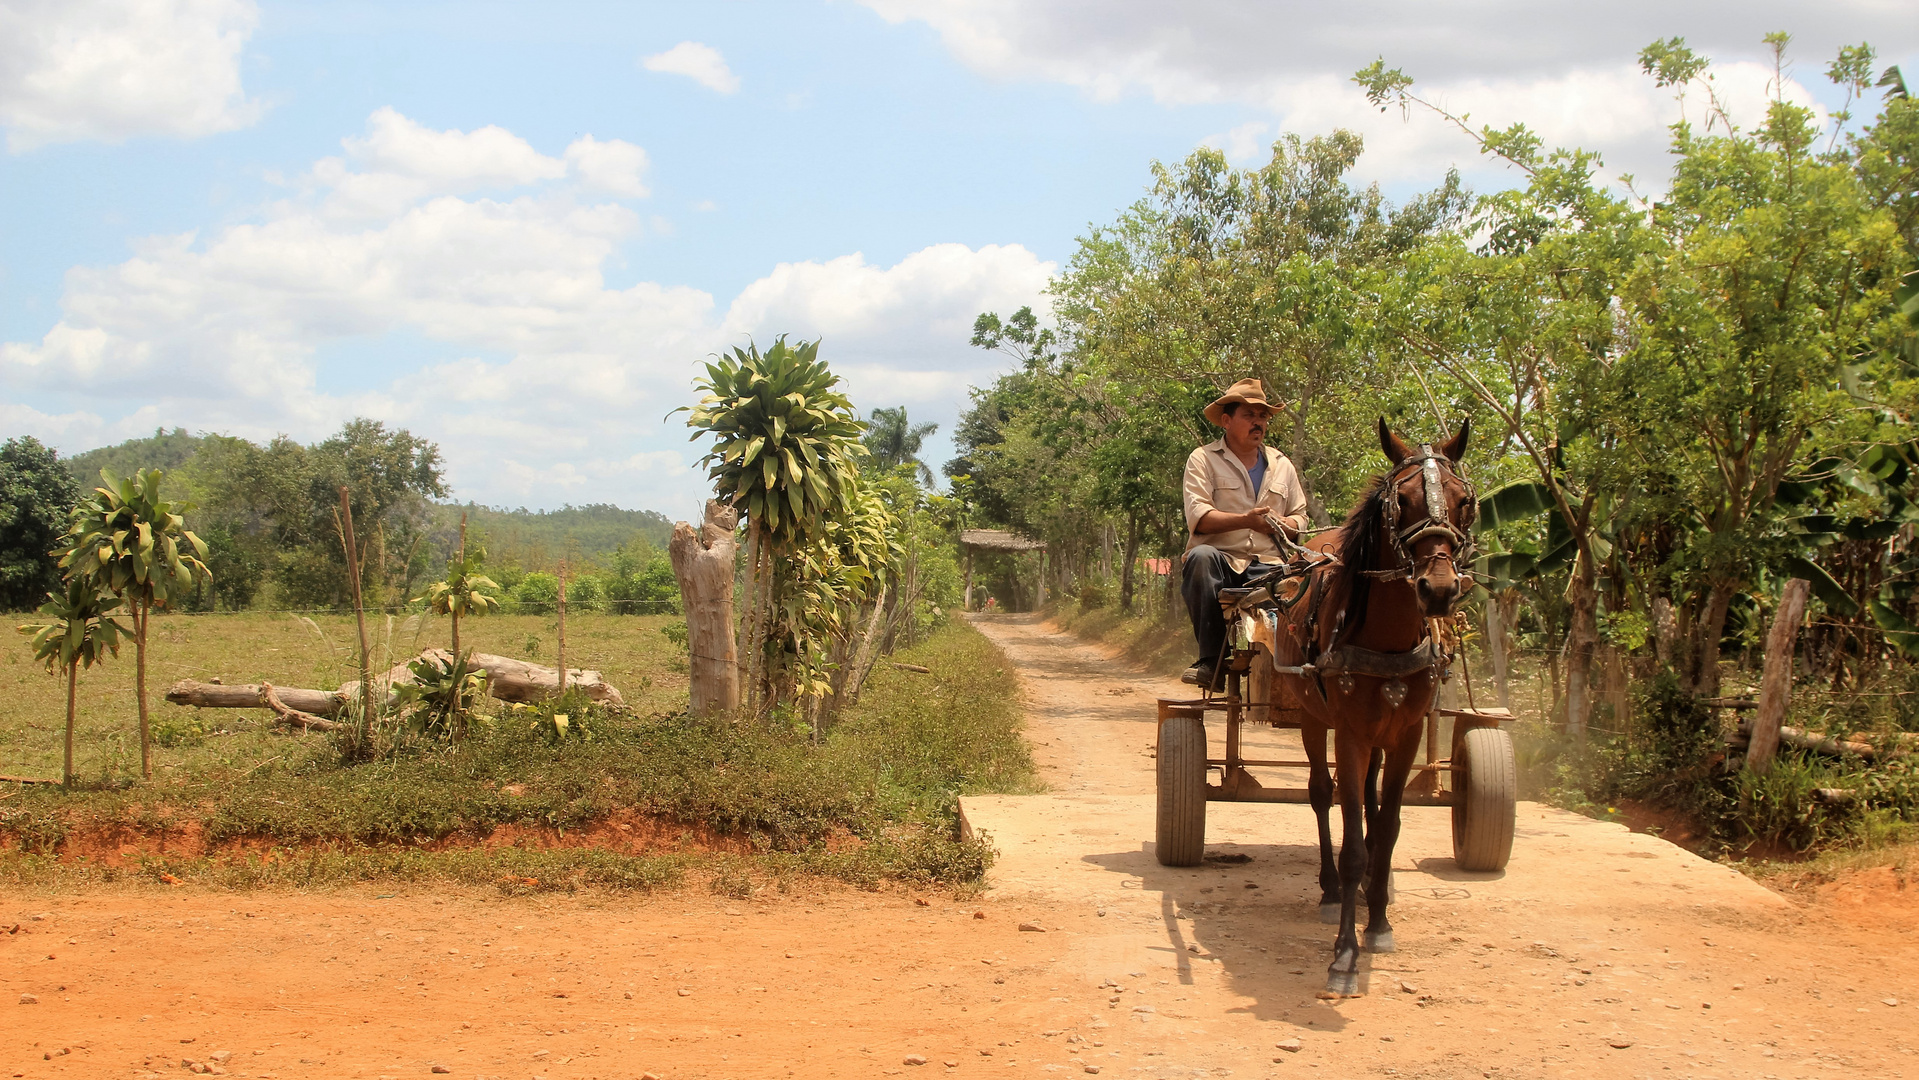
[
  {"left": 55, "top": 468, "right": 210, "bottom": 779},
  {"left": 17, "top": 578, "right": 128, "bottom": 786}
]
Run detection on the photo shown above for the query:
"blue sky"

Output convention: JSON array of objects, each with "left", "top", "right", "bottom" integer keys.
[{"left": 3, "top": 1, "right": 1914, "bottom": 518}]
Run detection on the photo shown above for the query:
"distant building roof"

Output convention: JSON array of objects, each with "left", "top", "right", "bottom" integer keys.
[{"left": 960, "top": 528, "right": 1047, "bottom": 552}]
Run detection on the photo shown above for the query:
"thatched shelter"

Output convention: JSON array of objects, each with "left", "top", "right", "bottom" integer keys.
[{"left": 959, "top": 529, "right": 1048, "bottom": 610}]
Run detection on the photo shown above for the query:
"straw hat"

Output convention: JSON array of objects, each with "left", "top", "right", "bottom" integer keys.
[{"left": 1203, "top": 378, "right": 1284, "bottom": 427}]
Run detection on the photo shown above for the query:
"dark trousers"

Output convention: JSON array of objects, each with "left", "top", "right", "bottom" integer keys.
[{"left": 1182, "top": 545, "right": 1253, "bottom": 667}]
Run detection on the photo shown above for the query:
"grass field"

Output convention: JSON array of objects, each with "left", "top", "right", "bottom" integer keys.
[
  {"left": 0, "top": 612, "right": 1036, "bottom": 893},
  {"left": 1, "top": 610, "right": 692, "bottom": 783}
]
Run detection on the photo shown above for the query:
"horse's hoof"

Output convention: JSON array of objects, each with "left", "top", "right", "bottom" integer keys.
[
  {"left": 1323, "top": 969, "right": 1361, "bottom": 997},
  {"left": 1364, "top": 929, "right": 1395, "bottom": 953},
  {"left": 1318, "top": 903, "right": 1341, "bottom": 925}
]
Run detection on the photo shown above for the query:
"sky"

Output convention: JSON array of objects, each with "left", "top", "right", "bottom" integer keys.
[{"left": 2, "top": 1, "right": 1915, "bottom": 521}]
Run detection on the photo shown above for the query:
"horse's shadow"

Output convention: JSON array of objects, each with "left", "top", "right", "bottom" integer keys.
[{"left": 1080, "top": 836, "right": 1503, "bottom": 1031}]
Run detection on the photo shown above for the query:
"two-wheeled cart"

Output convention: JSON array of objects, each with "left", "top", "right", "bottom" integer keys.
[{"left": 1153, "top": 602, "right": 1518, "bottom": 871}]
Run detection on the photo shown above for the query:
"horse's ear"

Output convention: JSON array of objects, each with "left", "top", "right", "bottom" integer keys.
[
  {"left": 1377, "top": 418, "right": 1413, "bottom": 466},
  {"left": 1439, "top": 417, "right": 1471, "bottom": 463}
]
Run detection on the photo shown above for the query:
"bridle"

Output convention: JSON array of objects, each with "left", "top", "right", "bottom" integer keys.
[{"left": 1360, "top": 444, "right": 1478, "bottom": 585}]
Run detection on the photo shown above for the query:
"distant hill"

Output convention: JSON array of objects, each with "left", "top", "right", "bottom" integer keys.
[
  {"left": 429, "top": 502, "right": 675, "bottom": 570},
  {"left": 64, "top": 428, "right": 206, "bottom": 486},
  {"left": 59, "top": 429, "right": 673, "bottom": 570}
]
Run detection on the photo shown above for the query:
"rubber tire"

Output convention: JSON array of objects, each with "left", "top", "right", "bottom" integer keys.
[
  {"left": 1155, "top": 714, "right": 1208, "bottom": 867},
  {"left": 1451, "top": 726, "right": 1517, "bottom": 872}
]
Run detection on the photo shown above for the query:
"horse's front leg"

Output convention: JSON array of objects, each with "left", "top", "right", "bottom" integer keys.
[
  {"left": 1303, "top": 722, "right": 1339, "bottom": 922},
  {"left": 1363, "top": 730, "right": 1423, "bottom": 955},
  {"left": 1323, "top": 731, "right": 1370, "bottom": 998}
]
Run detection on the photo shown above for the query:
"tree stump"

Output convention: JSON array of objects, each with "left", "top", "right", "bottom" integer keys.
[{"left": 670, "top": 500, "right": 740, "bottom": 717}]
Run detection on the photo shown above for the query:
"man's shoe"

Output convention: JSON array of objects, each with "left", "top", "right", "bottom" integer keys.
[{"left": 1181, "top": 662, "right": 1220, "bottom": 691}]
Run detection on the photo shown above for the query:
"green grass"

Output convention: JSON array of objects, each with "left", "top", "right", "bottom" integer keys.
[
  {"left": 0, "top": 617, "right": 1034, "bottom": 893},
  {"left": 1, "top": 610, "right": 692, "bottom": 783}
]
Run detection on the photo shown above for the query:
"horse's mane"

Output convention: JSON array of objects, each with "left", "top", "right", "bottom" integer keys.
[{"left": 1329, "top": 472, "right": 1391, "bottom": 644}]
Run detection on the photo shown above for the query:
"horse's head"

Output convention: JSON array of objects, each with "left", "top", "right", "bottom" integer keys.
[{"left": 1375, "top": 418, "right": 1477, "bottom": 618}]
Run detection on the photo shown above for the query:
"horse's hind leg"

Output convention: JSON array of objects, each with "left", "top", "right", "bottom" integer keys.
[
  {"left": 1303, "top": 723, "right": 1339, "bottom": 923},
  {"left": 1363, "top": 733, "right": 1423, "bottom": 955},
  {"left": 1323, "top": 730, "right": 1370, "bottom": 997}
]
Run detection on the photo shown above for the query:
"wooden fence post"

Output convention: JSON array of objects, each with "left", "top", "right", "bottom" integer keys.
[
  {"left": 1746, "top": 578, "right": 1811, "bottom": 775},
  {"left": 668, "top": 500, "right": 740, "bottom": 717},
  {"left": 556, "top": 560, "right": 568, "bottom": 696},
  {"left": 337, "top": 487, "right": 374, "bottom": 726}
]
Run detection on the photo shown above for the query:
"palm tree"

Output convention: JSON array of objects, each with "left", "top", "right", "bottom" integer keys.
[{"left": 863, "top": 406, "right": 939, "bottom": 486}]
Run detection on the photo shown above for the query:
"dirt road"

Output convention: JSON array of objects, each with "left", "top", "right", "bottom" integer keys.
[{"left": 3, "top": 613, "right": 1916, "bottom": 1080}]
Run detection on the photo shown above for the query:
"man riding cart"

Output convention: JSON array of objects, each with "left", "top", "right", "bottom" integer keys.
[{"left": 1180, "top": 378, "right": 1309, "bottom": 692}]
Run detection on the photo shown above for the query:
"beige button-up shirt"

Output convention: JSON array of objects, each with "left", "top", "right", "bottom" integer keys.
[{"left": 1182, "top": 439, "right": 1310, "bottom": 572}]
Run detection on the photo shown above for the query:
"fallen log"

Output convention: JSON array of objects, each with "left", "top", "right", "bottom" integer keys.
[
  {"left": 1736, "top": 717, "right": 1882, "bottom": 760},
  {"left": 165, "top": 681, "right": 346, "bottom": 716},
  {"left": 166, "top": 650, "right": 624, "bottom": 720},
  {"left": 260, "top": 683, "right": 343, "bottom": 732},
  {"left": 890, "top": 663, "right": 932, "bottom": 674}
]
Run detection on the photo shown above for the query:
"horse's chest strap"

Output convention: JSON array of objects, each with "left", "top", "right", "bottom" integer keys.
[{"left": 1314, "top": 639, "right": 1441, "bottom": 679}]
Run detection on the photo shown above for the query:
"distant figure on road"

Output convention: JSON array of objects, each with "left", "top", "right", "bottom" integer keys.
[{"left": 1180, "top": 378, "right": 1308, "bottom": 691}]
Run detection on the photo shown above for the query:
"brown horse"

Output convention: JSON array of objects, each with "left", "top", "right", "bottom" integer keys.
[{"left": 1271, "top": 418, "right": 1476, "bottom": 997}]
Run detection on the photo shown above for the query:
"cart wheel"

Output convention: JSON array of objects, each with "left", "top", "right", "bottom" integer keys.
[
  {"left": 1155, "top": 713, "right": 1207, "bottom": 867},
  {"left": 1451, "top": 726, "right": 1517, "bottom": 872}
]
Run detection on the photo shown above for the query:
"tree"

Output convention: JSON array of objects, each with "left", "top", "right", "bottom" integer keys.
[
  {"left": 683, "top": 337, "right": 874, "bottom": 718},
  {"left": 55, "top": 468, "right": 210, "bottom": 778},
  {"left": 1622, "top": 34, "right": 1909, "bottom": 693},
  {"left": 17, "top": 578, "right": 127, "bottom": 786},
  {"left": 863, "top": 406, "right": 940, "bottom": 485},
  {"left": 0, "top": 437, "right": 81, "bottom": 611}
]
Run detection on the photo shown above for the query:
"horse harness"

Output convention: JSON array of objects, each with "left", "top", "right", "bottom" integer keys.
[{"left": 1216, "top": 444, "right": 1476, "bottom": 707}]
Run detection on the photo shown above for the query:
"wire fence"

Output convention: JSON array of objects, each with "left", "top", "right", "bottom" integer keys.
[{"left": 125, "top": 598, "right": 685, "bottom": 618}]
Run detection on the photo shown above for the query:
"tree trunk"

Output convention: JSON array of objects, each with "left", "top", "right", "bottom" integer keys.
[
  {"left": 963, "top": 548, "right": 974, "bottom": 612},
  {"left": 64, "top": 660, "right": 77, "bottom": 788},
  {"left": 1120, "top": 514, "right": 1140, "bottom": 613},
  {"left": 1746, "top": 578, "right": 1811, "bottom": 775},
  {"left": 1688, "top": 578, "right": 1738, "bottom": 697},
  {"left": 844, "top": 593, "right": 891, "bottom": 704},
  {"left": 1652, "top": 596, "right": 1677, "bottom": 670},
  {"left": 135, "top": 599, "right": 150, "bottom": 779},
  {"left": 668, "top": 500, "right": 740, "bottom": 718},
  {"left": 1485, "top": 591, "right": 1512, "bottom": 710},
  {"left": 1564, "top": 568, "right": 1598, "bottom": 741}
]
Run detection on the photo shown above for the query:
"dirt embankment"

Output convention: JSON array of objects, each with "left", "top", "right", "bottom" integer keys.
[{"left": 4, "top": 612, "right": 1918, "bottom": 1080}]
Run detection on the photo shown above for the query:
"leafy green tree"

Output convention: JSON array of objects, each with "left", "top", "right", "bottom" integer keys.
[
  {"left": 1621, "top": 35, "right": 1909, "bottom": 693},
  {"left": 863, "top": 406, "right": 939, "bottom": 485},
  {"left": 0, "top": 437, "right": 81, "bottom": 611},
  {"left": 55, "top": 468, "right": 210, "bottom": 778},
  {"left": 210, "top": 420, "right": 446, "bottom": 609},
  {"left": 17, "top": 578, "right": 126, "bottom": 786}
]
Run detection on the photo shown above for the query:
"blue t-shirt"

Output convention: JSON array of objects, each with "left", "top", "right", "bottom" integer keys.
[{"left": 1246, "top": 453, "right": 1267, "bottom": 496}]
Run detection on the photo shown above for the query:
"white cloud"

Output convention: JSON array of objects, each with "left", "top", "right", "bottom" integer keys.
[
  {"left": 863, "top": 1, "right": 1911, "bottom": 189},
  {"left": 641, "top": 41, "right": 741, "bottom": 95},
  {"left": 564, "top": 134, "right": 650, "bottom": 197},
  {"left": 1, "top": 109, "right": 1052, "bottom": 508},
  {"left": 0, "top": 0, "right": 261, "bottom": 150}
]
